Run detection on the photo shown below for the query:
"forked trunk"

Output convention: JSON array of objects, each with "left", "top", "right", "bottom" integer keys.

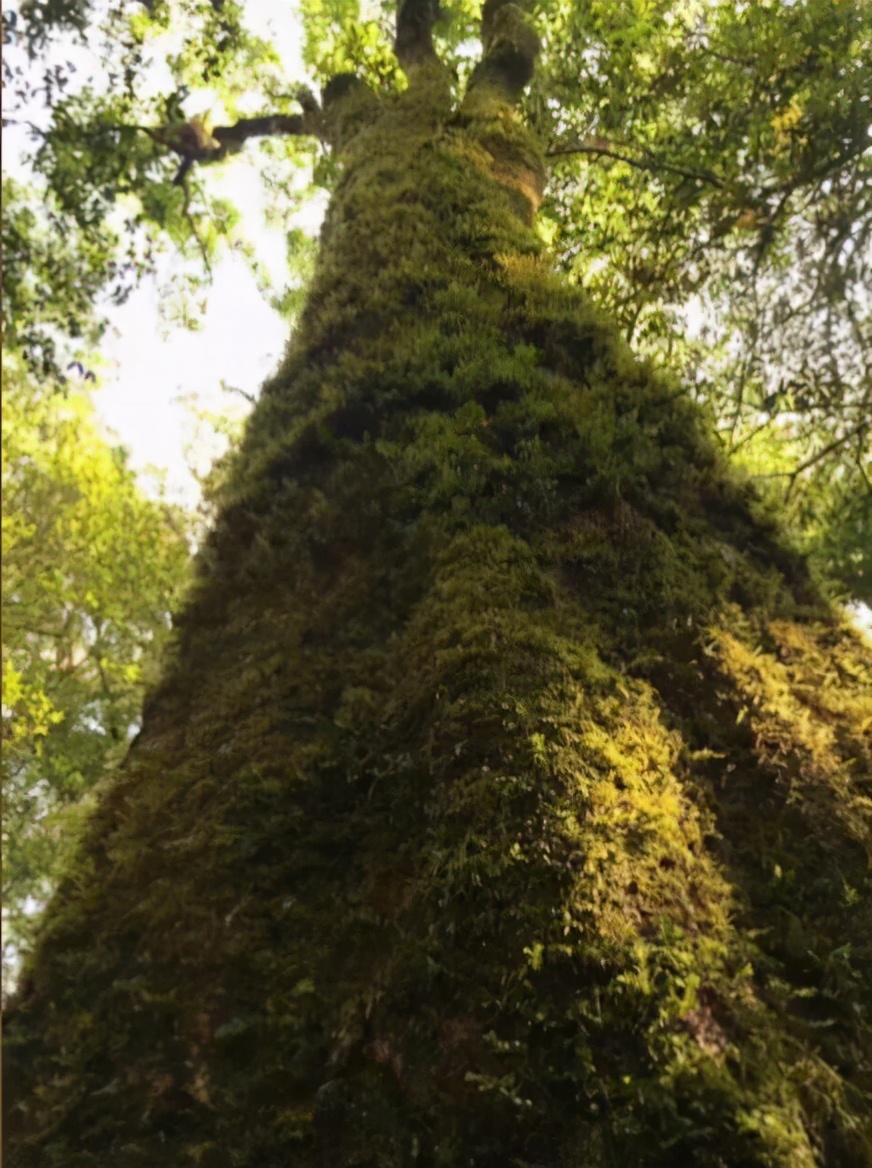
[{"left": 5, "top": 16, "right": 871, "bottom": 1168}]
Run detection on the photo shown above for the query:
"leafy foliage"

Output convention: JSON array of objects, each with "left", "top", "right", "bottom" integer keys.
[
  {"left": 2, "top": 176, "right": 113, "bottom": 379},
  {"left": 3, "top": 0, "right": 318, "bottom": 357},
  {"left": 1, "top": 353, "right": 191, "bottom": 986},
  {"left": 528, "top": 0, "right": 871, "bottom": 596}
]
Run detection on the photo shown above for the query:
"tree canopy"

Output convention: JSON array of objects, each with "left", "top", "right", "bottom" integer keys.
[{"left": 3, "top": 0, "right": 870, "bottom": 596}]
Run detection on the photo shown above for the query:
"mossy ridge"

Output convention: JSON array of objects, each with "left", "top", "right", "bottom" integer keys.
[{"left": 6, "top": 52, "right": 872, "bottom": 1168}]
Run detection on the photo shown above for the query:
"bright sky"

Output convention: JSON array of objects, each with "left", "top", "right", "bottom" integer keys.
[
  {"left": 89, "top": 1, "right": 323, "bottom": 506},
  {"left": 96, "top": 189, "right": 319, "bottom": 507}
]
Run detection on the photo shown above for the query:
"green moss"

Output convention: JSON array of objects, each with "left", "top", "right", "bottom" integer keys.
[{"left": 5, "top": 41, "right": 871, "bottom": 1168}]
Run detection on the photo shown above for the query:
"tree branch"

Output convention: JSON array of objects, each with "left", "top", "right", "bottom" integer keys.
[
  {"left": 177, "top": 171, "right": 212, "bottom": 272},
  {"left": 547, "top": 138, "right": 724, "bottom": 189},
  {"left": 211, "top": 113, "right": 316, "bottom": 152},
  {"left": 467, "top": 0, "right": 539, "bottom": 105},
  {"left": 143, "top": 98, "right": 323, "bottom": 182},
  {"left": 395, "top": 0, "right": 441, "bottom": 68},
  {"left": 784, "top": 418, "right": 869, "bottom": 500}
]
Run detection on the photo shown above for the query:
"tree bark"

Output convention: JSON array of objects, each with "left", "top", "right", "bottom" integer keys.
[{"left": 5, "top": 11, "right": 871, "bottom": 1167}]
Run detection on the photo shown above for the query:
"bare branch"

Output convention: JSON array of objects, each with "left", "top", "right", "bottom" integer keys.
[
  {"left": 144, "top": 102, "right": 323, "bottom": 178},
  {"left": 211, "top": 113, "right": 316, "bottom": 152},
  {"left": 784, "top": 418, "right": 869, "bottom": 500},
  {"left": 172, "top": 155, "right": 194, "bottom": 187},
  {"left": 178, "top": 172, "right": 212, "bottom": 274}
]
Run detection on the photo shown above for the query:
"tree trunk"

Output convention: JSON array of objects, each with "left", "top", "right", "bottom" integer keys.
[{"left": 5, "top": 30, "right": 871, "bottom": 1168}]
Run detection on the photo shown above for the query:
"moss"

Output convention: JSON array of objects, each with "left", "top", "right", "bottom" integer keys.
[{"left": 5, "top": 37, "right": 872, "bottom": 1168}]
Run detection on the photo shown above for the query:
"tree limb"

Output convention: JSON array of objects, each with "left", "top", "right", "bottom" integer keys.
[
  {"left": 547, "top": 138, "right": 724, "bottom": 189},
  {"left": 395, "top": 0, "right": 441, "bottom": 68},
  {"left": 467, "top": 0, "right": 539, "bottom": 105},
  {"left": 784, "top": 418, "right": 869, "bottom": 500},
  {"left": 211, "top": 113, "right": 318, "bottom": 152},
  {"left": 143, "top": 99, "right": 323, "bottom": 182}
]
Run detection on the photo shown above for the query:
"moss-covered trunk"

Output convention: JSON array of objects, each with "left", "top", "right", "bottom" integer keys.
[{"left": 5, "top": 15, "right": 871, "bottom": 1167}]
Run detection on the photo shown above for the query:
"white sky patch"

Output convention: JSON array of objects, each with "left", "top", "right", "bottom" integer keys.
[
  {"left": 847, "top": 601, "right": 872, "bottom": 643},
  {"left": 82, "top": 1, "right": 323, "bottom": 506},
  {"left": 93, "top": 157, "right": 327, "bottom": 505},
  {"left": 94, "top": 149, "right": 325, "bottom": 507},
  {"left": 95, "top": 252, "right": 288, "bottom": 505},
  {"left": 244, "top": 0, "right": 308, "bottom": 75}
]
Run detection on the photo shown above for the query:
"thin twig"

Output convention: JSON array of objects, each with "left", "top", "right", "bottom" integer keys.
[
  {"left": 546, "top": 139, "right": 724, "bottom": 189},
  {"left": 179, "top": 175, "right": 212, "bottom": 275},
  {"left": 784, "top": 418, "right": 869, "bottom": 501}
]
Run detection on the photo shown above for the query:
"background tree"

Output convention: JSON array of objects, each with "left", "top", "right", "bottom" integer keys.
[
  {"left": 3, "top": 0, "right": 871, "bottom": 1165},
  {"left": 1, "top": 343, "right": 191, "bottom": 989}
]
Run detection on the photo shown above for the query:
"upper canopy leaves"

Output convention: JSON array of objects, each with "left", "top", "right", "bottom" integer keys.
[
  {"left": 2, "top": 0, "right": 870, "bottom": 595},
  {"left": 529, "top": 0, "right": 871, "bottom": 597}
]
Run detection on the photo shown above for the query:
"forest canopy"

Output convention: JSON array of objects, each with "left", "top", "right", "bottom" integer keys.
[{"left": 1, "top": 348, "right": 191, "bottom": 984}]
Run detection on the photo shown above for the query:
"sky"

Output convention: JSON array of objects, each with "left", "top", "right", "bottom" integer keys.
[
  {"left": 95, "top": 187, "right": 315, "bottom": 507},
  {"left": 3, "top": 0, "right": 321, "bottom": 506},
  {"left": 3, "top": 0, "right": 323, "bottom": 504},
  {"left": 88, "top": 0, "right": 322, "bottom": 506}
]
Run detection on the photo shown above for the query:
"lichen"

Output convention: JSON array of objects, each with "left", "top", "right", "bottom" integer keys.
[{"left": 5, "top": 42, "right": 871, "bottom": 1168}]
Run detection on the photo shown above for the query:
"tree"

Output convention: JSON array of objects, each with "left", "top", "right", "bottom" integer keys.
[
  {"left": 4, "top": 1, "right": 871, "bottom": 1166},
  {"left": 1, "top": 349, "right": 192, "bottom": 988}
]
